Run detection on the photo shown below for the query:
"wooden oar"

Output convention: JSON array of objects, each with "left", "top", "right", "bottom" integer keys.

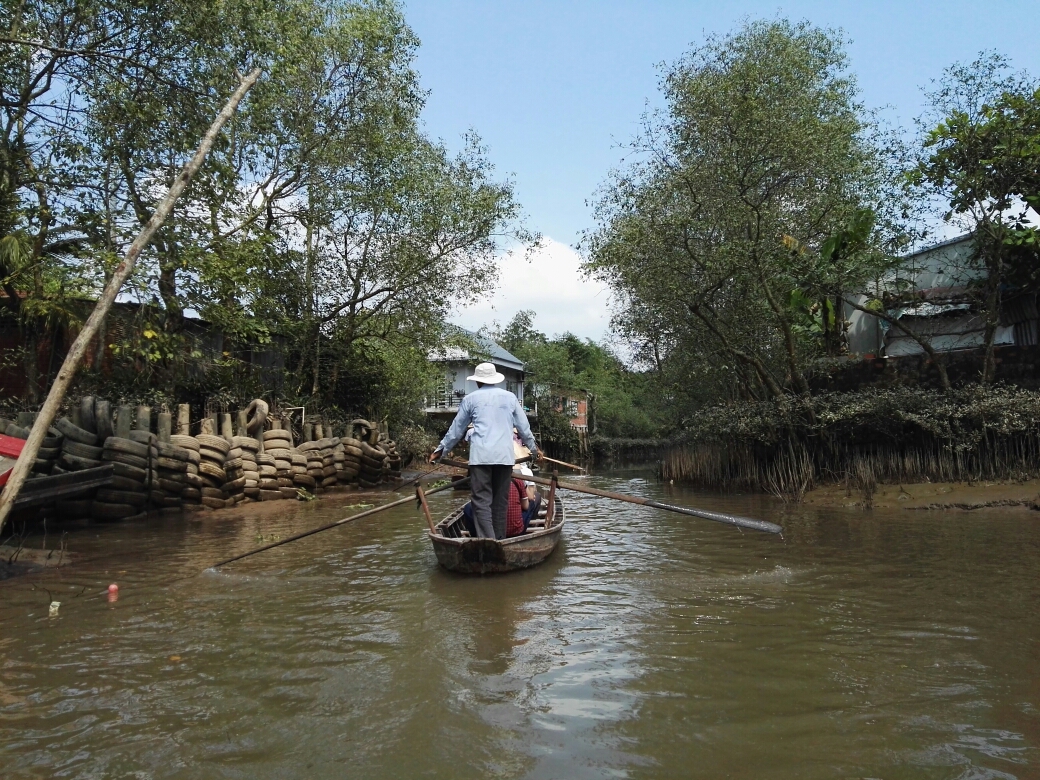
[
  {"left": 439, "top": 458, "right": 782, "bottom": 535},
  {"left": 540, "top": 455, "right": 586, "bottom": 473},
  {"left": 209, "top": 476, "right": 469, "bottom": 568}
]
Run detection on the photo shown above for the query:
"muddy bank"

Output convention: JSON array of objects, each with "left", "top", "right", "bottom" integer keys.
[{"left": 803, "top": 478, "right": 1040, "bottom": 511}]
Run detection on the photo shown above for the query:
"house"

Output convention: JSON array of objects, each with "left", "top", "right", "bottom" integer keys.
[
  {"left": 548, "top": 387, "right": 588, "bottom": 432},
  {"left": 845, "top": 234, "right": 1037, "bottom": 358},
  {"left": 424, "top": 328, "right": 527, "bottom": 421}
]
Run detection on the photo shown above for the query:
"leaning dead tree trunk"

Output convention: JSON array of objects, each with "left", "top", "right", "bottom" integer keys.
[{"left": 0, "top": 68, "right": 262, "bottom": 537}]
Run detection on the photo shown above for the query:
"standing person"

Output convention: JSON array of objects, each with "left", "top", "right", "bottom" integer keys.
[{"left": 430, "top": 362, "right": 540, "bottom": 539}]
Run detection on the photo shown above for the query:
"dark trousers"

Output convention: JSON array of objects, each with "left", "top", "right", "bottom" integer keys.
[{"left": 469, "top": 464, "right": 513, "bottom": 539}]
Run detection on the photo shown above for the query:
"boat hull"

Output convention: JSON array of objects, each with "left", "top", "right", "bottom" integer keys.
[{"left": 429, "top": 495, "right": 564, "bottom": 575}]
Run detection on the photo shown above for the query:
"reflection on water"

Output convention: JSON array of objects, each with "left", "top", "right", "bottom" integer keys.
[{"left": 1, "top": 469, "right": 1038, "bottom": 779}]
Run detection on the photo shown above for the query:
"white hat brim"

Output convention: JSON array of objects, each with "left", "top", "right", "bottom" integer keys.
[{"left": 467, "top": 370, "right": 505, "bottom": 384}]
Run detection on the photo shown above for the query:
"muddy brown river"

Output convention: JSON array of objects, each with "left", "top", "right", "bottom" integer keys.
[{"left": 1, "top": 469, "right": 1038, "bottom": 779}]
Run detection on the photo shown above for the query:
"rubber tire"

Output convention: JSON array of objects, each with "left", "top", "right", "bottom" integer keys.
[
  {"left": 201, "top": 496, "right": 226, "bottom": 509},
  {"left": 293, "top": 474, "right": 316, "bottom": 488},
  {"left": 110, "top": 475, "right": 145, "bottom": 492},
  {"left": 55, "top": 416, "right": 98, "bottom": 445},
  {"left": 60, "top": 452, "right": 102, "bottom": 471},
  {"left": 199, "top": 462, "right": 225, "bottom": 482},
  {"left": 263, "top": 429, "right": 291, "bottom": 443},
  {"left": 156, "top": 442, "right": 189, "bottom": 461},
  {"left": 96, "top": 489, "right": 147, "bottom": 508},
  {"left": 224, "top": 476, "right": 247, "bottom": 491},
  {"left": 128, "top": 430, "right": 156, "bottom": 445},
  {"left": 104, "top": 450, "right": 148, "bottom": 470},
  {"left": 156, "top": 456, "right": 187, "bottom": 472},
  {"left": 63, "top": 439, "right": 104, "bottom": 460},
  {"left": 79, "top": 396, "right": 97, "bottom": 434},
  {"left": 196, "top": 434, "right": 229, "bottom": 454},
  {"left": 230, "top": 436, "right": 259, "bottom": 451},
  {"left": 199, "top": 446, "right": 226, "bottom": 464},
  {"left": 104, "top": 437, "right": 150, "bottom": 458},
  {"left": 111, "top": 461, "right": 148, "bottom": 482},
  {"left": 201, "top": 486, "right": 224, "bottom": 499},
  {"left": 37, "top": 445, "right": 61, "bottom": 460},
  {"left": 92, "top": 501, "right": 136, "bottom": 520},
  {"left": 158, "top": 478, "right": 184, "bottom": 493},
  {"left": 181, "top": 487, "right": 201, "bottom": 500},
  {"left": 170, "top": 435, "right": 199, "bottom": 451},
  {"left": 5, "top": 423, "right": 29, "bottom": 439}
]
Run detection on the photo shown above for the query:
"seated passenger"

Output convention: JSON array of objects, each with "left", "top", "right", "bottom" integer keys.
[
  {"left": 518, "top": 466, "right": 542, "bottom": 524},
  {"left": 505, "top": 476, "right": 529, "bottom": 537},
  {"left": 462, "top": 476, "right": 531, "bottom": 538}
]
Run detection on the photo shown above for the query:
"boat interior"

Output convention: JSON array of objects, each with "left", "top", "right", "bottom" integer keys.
[{"left": 434, "top": 494, "right": 563, "bottom": 540}]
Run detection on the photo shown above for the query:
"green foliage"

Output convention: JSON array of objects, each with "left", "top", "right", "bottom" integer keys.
[
  {"left": 681, "top": 384, "right": 1040, "bottom": 453},
  {"left": 0, "top": 0, "right": 531, "bottom": 423},
  {"left": 584, "top": 19, "right": 906, "bottom": 405},
  {"left": 492, "top": 310, "right": 666, "bottom": 439}
]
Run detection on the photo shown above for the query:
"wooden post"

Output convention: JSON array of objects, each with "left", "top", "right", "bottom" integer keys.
[
  {"left": 0, "top": 67, "right": 263, "bottom": 535},
  {"left": 176, "top": 404, "right": 191, "bottom": 435},
  {"left": 415, "top": 484, "right": 436, "bottom": 534},
  {"left": 16, "top": 411, "right": 32, "bottom": 428},
  {"left": 115, "top": 405, "right": 132, "bottom": 438},
  {"left": 236, "top": 409, "right": 248, "bottom": 437},
  {"left": 199, "top": 417, "right": 215, "bottom": 435},
  {"left": 70, "top": 405, "right": 81, "bottom": 427},
  {"left": 220, "top": 413, "right": 233, "bottom": 441},
  {"left": 314, "top": 423, "right": 324, "bottom": 439},
  {"left": 157, "top": 412, "right": 172, "bottom": 443},
  {"left": 135, "top": 405, "right": 151, "bottom": 432},
  {"left": 303, "top": 422, "right": 313, "bottom": 442},
  {"left": 545, "top": 470, "right": 558, "bottom": 524}
]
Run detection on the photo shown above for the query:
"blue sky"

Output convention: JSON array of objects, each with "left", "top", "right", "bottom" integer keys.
[{"left": 403, "top": 0, "right": 1040, "bottom": 341}]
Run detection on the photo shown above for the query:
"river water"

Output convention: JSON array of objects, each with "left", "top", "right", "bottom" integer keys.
[{"left": 1, "top": 469, "right": 1038, "bottom": 779}]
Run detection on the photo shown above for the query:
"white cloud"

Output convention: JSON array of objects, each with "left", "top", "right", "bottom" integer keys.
[{"left": 452, "top": 237, "right": 612, "bottom": 341}]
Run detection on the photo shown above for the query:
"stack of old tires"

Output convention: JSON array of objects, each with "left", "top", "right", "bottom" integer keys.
[
  {"left": 196, "top": 434, "right": 229, "bottom": 509},
  {"left": 358, "top": 441, "right": 386, "bottom": 489},
  {"left": 170, "top": 435, "right": 203, "bottom": 510},
  {"left": 55, "top": 416, "right": 103, "bottom": 474},
  {"left": 338, "top": 436, "right": 362, "bottom": 485},
  {"left": 385, "top": 441, "right": 402, "bottom": 481},
  {"left": 228, "top": 436, "right": 260, "bottom": 501},
  {"left": 262, "top": 429, "right": 297, "bottom": 499},
  {"left": 290, "top": 450, "right": 312, "bottom": 493},
  {"left": 7, "top": 421, "right": 64, "bottom": 477},
  {"left": 256, "top": 450, "right": 280, "bottom": 500},
  {"left": 318, "top": 439, "right": 339, "bottom": 490},
  {"left": 154, "top": 439, "right": 190, "bottom": 515},
  {"left": 301, "top": 442, "right": 325, "bottom": 491},
  {"left": 95, "top": 431, "right": 154, "bottom": 521}
]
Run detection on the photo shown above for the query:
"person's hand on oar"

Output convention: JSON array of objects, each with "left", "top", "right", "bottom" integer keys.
[{"left": 429, "top": 446, "right": 443, "bottom": 464}]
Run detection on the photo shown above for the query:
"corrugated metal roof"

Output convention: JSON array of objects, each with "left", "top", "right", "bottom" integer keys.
[{"left": 431, "top": 327, "right": 525, "bottom": 371}]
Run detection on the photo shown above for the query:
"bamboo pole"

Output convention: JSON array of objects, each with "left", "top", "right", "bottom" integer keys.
[{"left": 0, "top": 68, "right": 262, "bottom": 535}]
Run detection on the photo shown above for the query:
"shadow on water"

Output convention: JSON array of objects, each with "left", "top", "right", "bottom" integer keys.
[{"left": 0, "top": 468, "right": 1039, "bottom": 779}]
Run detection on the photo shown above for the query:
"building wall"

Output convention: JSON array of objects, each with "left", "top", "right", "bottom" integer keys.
[{"left": 426, "top": 361, "right": 525, "bottom": 411}]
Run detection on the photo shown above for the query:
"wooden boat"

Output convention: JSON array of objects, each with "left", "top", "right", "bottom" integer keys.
[{"left": 429, "top": 493, "right": 565, "bottom": 575}]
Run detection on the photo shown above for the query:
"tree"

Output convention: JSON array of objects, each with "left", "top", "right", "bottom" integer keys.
[
  {"left": 492, "top": 311, "right": 666, "bottom": 439},
  {"left": 584, "top": 20, "right": 902, "bottom": 405},
  {"left": 911, "top": 54, "right": 1040, "bottom": 383}
]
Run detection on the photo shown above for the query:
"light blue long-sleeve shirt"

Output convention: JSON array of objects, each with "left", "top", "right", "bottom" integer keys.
[{"left": 437, "top": 386, "right": 538, "bottom": 466}]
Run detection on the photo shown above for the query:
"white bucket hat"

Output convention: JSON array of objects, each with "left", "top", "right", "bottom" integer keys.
[{"left": 467, "top": 362, "right": 505, "bottom": 384}]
